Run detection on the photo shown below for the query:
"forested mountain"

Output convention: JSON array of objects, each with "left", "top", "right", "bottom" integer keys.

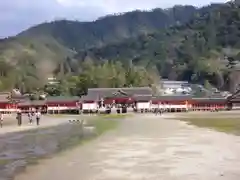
[
  {"left": 76, "top": 2, "right": 240, "bottom": 91},
  {"left": 0, "top": 1, "right": 238, "bottom": 95},
  {"left": 19, "top": 5, "right": 199, "bottom": 50},
  {"left": 0, "top": 5, "right": 205, "bottom": 92}
]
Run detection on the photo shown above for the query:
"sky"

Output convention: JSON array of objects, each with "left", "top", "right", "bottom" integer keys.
[{"left": 0, "top": 0, "right": 229, "bottom": 38}]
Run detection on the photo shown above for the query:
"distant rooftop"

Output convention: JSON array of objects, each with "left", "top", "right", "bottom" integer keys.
[{"left": 162, "top": 80, "right": 189, "bottom": 84}]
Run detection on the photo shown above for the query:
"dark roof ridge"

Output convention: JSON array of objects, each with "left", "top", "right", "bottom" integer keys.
[{"left": 88, "top": 87, "right": 151, "bottom": 90}]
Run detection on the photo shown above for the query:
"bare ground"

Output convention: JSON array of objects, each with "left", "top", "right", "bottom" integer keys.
[{"left": 15, "top": 114, "right": 240, "bottom": 180}]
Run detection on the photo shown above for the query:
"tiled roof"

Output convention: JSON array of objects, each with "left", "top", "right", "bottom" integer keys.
[
  {"left": 133, "top": 95, "right": 152, "bottom": 101},
  {"left": 226, "top": 89, "right": 240, "bottom": 102},
  {"left": 150, "top": 95, "right": 227, "bottom": 102},
  {"left": 192, "top": 97, "right": 227, "bottom": 102},
  {"left": 87, "top": 87, "right": 153, "bottom": 98},
  {"left": 80, "top": 87, "right": 153, "bottom": 102},
  {"left": 18, "top": 100, "right": 46, "bottom": 106},
  {"left": 46, "top": 96, "right": 80, "bottom": 102},
  {"left": 0, "top": 92, "right": 10, "bottom": 102},
  {"left": 152, "top": 95, "right": 193, "bottom": 101},
  {"left": 80, "top": 94, "right": 99, "bottom": 101}
]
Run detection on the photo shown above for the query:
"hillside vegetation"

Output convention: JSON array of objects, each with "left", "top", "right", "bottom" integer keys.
[
  {"left": 0, "top": 5, "right": 203, "bottom": 93},
  {"left": 77, "top": 2, "right": 240, "bottom": 91},
  {"left": 0, "top": 2, "right": 239, "bottom": 95},
  {"left": 18, "top": 5, "right": 198, "bottom": 50}
]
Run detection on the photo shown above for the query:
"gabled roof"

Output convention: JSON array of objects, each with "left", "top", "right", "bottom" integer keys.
[
  {"left": 0, "top": 92, "right": 10, "bottom": 102},
  {"left": 80, "top": 94, "right": 99, "bottom": 102},
  {"left": 192, "top": 97, "right": 227, "bottom": 102},
  {"left": 133, "top": 95, "right": 152, "bottom": 101},
  {"left": 46, "top": 96, "right": 80, "bottom": 102},
  {"left": 105, "top": 91, "right": 130, "bottom": 98},
  {"left": 227, "top": 88, "right": 240, "bottom": 101},
  {"left": 152, "top": 95, "right": 193, "bottom": 101},
  {"left": 87, "top": 87, "right": 153, "bottom": 98},
  {"left": 18, "top": 100, "right": 46, "bottom": 106}
]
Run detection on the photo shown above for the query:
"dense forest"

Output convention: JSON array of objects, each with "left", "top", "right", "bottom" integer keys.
[
  {"left": 45, "top": 59, "right": 160, "bottom": 96},
  {"left": 0, "top": 1, "right": 239, "bottom": 96},
  {"left": 76, "top": 2, "right": 240, "bottom": 92}
]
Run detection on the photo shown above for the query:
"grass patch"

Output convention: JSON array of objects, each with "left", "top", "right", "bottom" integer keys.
[
  {"left": 45, "top": 114, "right": 77, "bottom": 118},
  {"left": 98, "top": 113, "right": 131, "bottom": 119},
  {"left": 26, "top": 157, "right": 39, "bottom": 166},
  {"left": 178, "top": 116, "right": 240, "bottom": 135},
  {"left": 45, "top": 114, "right": 65, "bottom": 117},
  {"left": 53, "top": 114, "right": 124, "bottom": 152},
  {"left": 0, "top": 159, "right": 10, "bottom": 167},
  {"left": 90, "top": 118, "right": 119, "bottom": 135}
]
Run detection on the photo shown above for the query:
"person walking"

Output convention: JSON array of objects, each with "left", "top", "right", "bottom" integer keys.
[
  {"left": 36, "top": 110, "right": 41, "bottom": 126},
  {"left": 16, "top": 109, "right": 22, "bottom": 126},
  {"left": 28, "top": 111, "right": 33, "bottom": 124},
  {"left": 0, "top": 112, "right": 3, "bottom": 128}
]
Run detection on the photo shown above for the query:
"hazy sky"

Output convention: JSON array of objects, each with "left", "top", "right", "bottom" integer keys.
[{"left": 0, "top": 0, "right": 229, "bottom": 38}]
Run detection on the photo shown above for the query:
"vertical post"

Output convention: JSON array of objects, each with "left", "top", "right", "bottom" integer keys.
[
  {"left": 185, "top": 100, "right": 188, "bottom": 112},
  {"left": 77, "top": 102, "right": 81, "bottom": 114}
]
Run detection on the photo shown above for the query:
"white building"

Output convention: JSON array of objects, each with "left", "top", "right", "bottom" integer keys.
[
  {"left": 161, "top": 80, "right": 191, "bottom": 95},
  {"left": 47, "top": 77, "right": 59, "bottom": 85},
  {"left": 161, "top": 80, "right": 189, "bottom": 89}
]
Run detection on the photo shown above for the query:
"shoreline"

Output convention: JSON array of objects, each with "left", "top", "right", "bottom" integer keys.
[
  {"left": 0, "top": 114, "right": 84, "bottom": 135},
  {"left": 0, "top": 115, "right": 122, "bottom": 180}
]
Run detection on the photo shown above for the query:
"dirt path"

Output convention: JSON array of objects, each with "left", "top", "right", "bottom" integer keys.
[{"left": 15, "top": 114, "right": 240, "bottom": 180}]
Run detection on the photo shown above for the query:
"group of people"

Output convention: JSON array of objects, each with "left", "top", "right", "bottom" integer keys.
[{"left": 0, "top": 110, "right": 42, "bottom": 128}]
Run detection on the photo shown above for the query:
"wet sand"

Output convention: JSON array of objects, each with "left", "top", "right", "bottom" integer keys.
[
  {"left": 0, "top": 115, "right": 95, "bottom": 180},
  {"left": 0, "top": 114, "right": 83, "bottom": 135},
  {"left": 15, "top": 113, "right": 240, "bottom": 180}
]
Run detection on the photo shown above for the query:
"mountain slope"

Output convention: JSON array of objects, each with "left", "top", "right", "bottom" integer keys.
[
  {"left": 18, "top": 5, "right": 198, "bottom": 50},
  {"left": 0, "top": 35, "right": 75, "bottom": 85},
  {"left": 0, "top": 5, "right": 204, "bottom": 91},
  {"left": 0, "top": 3, "right": 226, "bottom": 92},
  {"left": 75, "top": 2, "right": 240, "bottom": 90}
]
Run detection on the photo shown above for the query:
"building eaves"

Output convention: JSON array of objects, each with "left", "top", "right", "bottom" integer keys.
[
  {"left": 80, "top": 94, "right": 99, "bottom": 102},
  {"left": 0, "top": 92, "right": 10, "bottom": 102},
  {"left": 46, "top": 96, "right": 80, "bottom": 102},
  {"left": 152, "top": 95, "right": 193, "bottom": 101},
  {"left": 133, "top": 95, "right": 152, "bottom": 101},
  {"left": 87, "top": 87, "right": 153, "bottom": 98},
  {"left": 192, "top": 97, "right": 227, "bottom": 103},
  {"left": 18, "top": 100, "right": 46, "bottom": 106}
]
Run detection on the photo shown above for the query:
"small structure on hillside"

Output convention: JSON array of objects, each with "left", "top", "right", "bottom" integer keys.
[
  {"left": 161, "top": 80, "right": 189, "bottom": 89},
  {"left": 47, "top": 77, "right": 59, "bottom": 85},
  {"left": 161, "top": 80, "right": 191, "bottom": 95}
]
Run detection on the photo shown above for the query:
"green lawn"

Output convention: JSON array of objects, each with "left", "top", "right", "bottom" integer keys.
[
  {"left": 54, "top": 113, "right": 130, "bottom": 152},
  {"left": 178, "top": 115, "right": 240, "bottom": 135},
  {"left": 87, "top": 116, "right": 120, "bottom": 135},
  {"left": 98, "top": 113, "right": 131, "bottom": 119}
]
